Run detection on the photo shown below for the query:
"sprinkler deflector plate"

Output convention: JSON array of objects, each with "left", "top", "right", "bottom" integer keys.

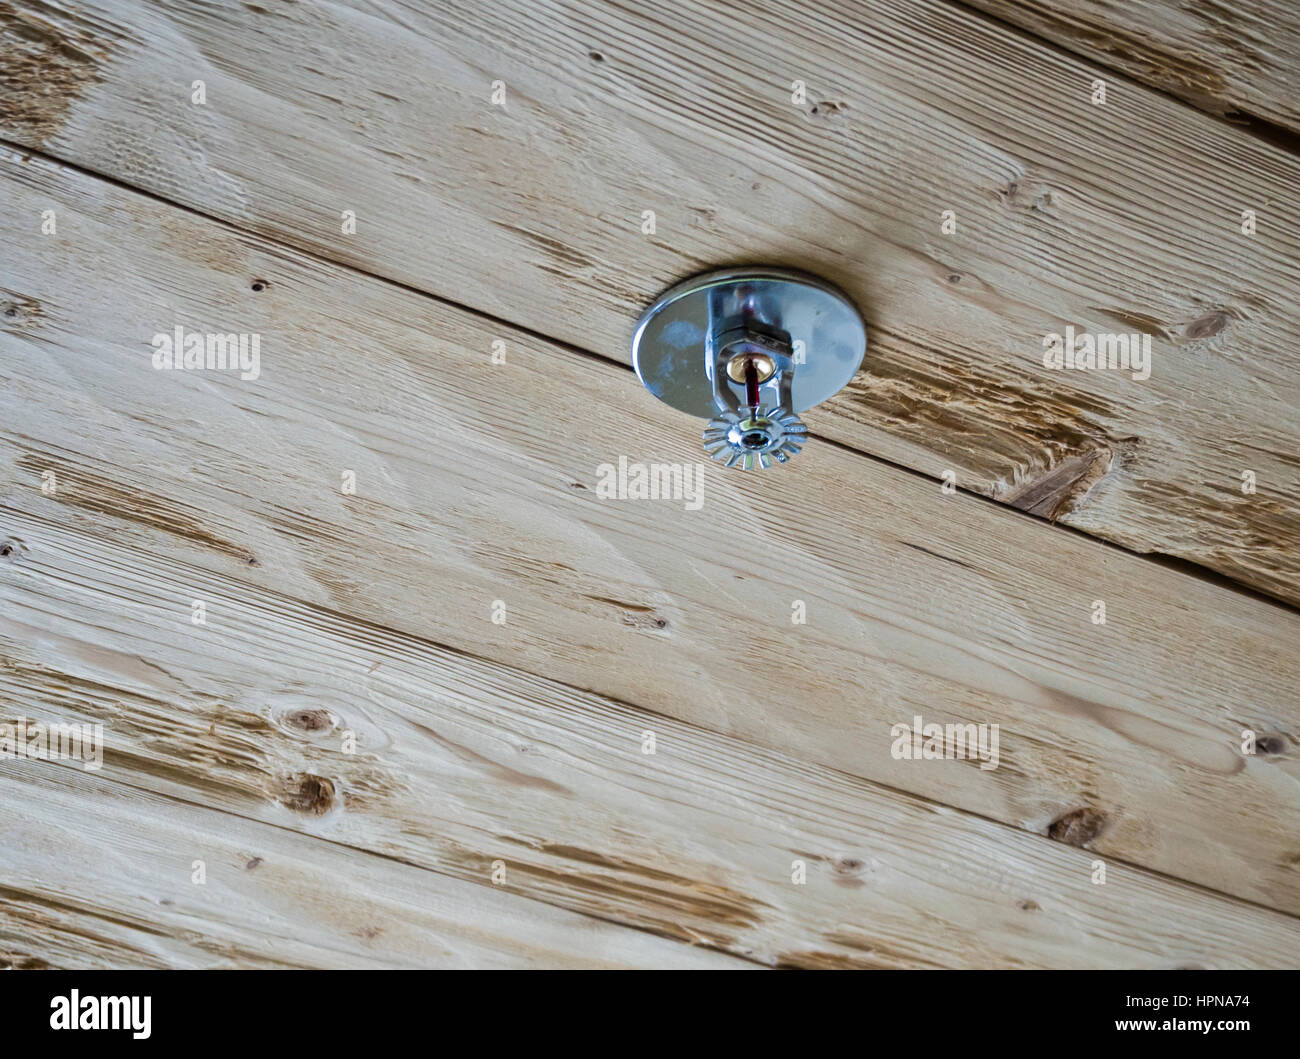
[{"left": 632, "top": 267, "right": 867, "bottom": 420}]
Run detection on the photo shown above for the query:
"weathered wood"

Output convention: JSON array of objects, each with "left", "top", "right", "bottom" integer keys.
[
  {"left": 0, "top": 761, "right": 746, "bottom": 969},
  {"left": 3, "top": 509, "right": 1297, "bottom": 969},
  {"left": 2, "top": 0, "right": 1298, "bottom": 603},
  {"left": 2, "top": 149, "right": 1298, "bottom": 917},
  {"left": 965, "top": 0, "right": 1300, "bottom": 134}
]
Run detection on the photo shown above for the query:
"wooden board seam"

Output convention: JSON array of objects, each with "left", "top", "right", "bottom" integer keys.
[
  {"left": 941, "top": 0, "right": 1300, "bottom": 152},
  {"left": 3, "top": 751, "right": 767, "bottom": 967}
]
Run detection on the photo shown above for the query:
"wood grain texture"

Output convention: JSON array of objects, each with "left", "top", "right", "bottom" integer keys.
[
  {"left": 2, "top": 148, "right": 1298, "bottom": 919},
  {"left": 965, "top": 0, "right": 1300, "bottom": 134},
  {"left": 0, "top": 762, "right": 746, "bottom": 969},
  {"left": 3, "top": 508, "right": 1298, "bottom": 969},
  {"left": 2, "top": 0, "right": 1297, "bottom": 603}
]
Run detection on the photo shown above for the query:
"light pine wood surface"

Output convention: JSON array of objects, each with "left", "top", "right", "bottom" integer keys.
[
  {"left": 967, "top": 0, "right": 1300, "bottom": 134},
  {"left": 0, "top": 0, "right": 1297, "bottom": 968},
  {"left": 1, "top": 0, "right": 1297, "bottom": 604},
  {"left": 2, "top": 509, "right": 1297, "bottom": 968},
  {"left": 0, "top": 761, "right": 748, "bottom": 969},
  {"left": 2, "top": 149, "right": 1298, "bottom": 930}
]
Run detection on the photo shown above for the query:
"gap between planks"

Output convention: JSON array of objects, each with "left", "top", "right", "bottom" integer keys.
[{"left": 954, "top": 0, "right": 1300, "bottom": 142}]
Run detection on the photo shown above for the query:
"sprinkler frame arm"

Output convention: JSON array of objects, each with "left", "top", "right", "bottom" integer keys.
[{"left": 708, "top": 315, "right": 797, "bottom": 419}]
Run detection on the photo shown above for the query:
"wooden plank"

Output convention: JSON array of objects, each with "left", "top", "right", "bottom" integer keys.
[
  {"left": 2, "top": 149, "right": 1298, "bottom": 916},
  {"left": 963, "top": 0, "right": 1300, "bottom": 135},
  {"left": 0, "top": 764, "right": 746, "bottom": 969},
  {"left": 0, "top": 765, "right": 748, "bottom": 970},
  {"left": 2, "top": 509, "right": 1297, "bottom": 969},
  {"left": 2, "top": 0, "right": 1298, "bottom": 603}
]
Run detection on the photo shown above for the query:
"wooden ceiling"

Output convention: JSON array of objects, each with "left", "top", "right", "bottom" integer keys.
[{"left": 1, "top": 0, "right": 1297, "bottom": 967}]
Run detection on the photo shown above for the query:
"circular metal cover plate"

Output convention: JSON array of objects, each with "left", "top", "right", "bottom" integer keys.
[{"left": 631, "top": 267, "right": 867, "bottom": 418}]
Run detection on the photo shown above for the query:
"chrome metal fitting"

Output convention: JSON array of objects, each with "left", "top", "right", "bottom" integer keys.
[{"left": 631, "top": 267, "right": 866, "bottom": 469}]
